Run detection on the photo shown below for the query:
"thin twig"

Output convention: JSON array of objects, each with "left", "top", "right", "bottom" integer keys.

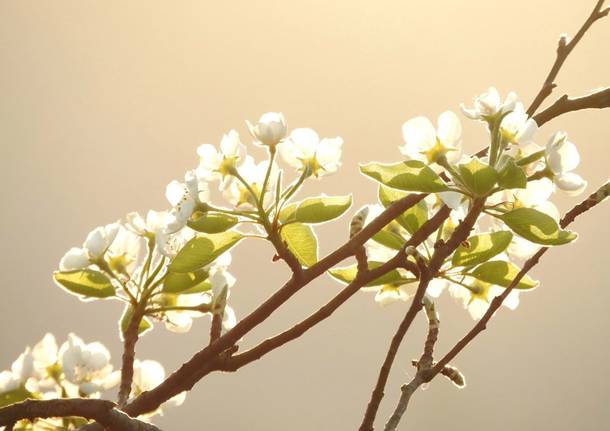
[
  {"left": 118, "top": 303, "right": 147, "bottom": 406},
  {"left": 0, "top": 399, "right": 161, "bottom": 431},
  {"left": 383, "top": 298, "right": 439, "bottom": 431},
  {"left": 527, "top": 0, "right": 609, "bottom": 116},
  {"left": 221, "top": 205, "right": 451, "bottom": 371},
  {"left": 533, "top": 87, "right": 610, "bottom": 126},
  {"left": 428, "top": 181, "right": 609, "bottom": 381},
  {"left": 359, "top": 199, "right": 485, "bottom": 431}
]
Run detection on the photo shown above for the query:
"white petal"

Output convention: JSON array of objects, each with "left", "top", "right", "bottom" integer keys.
[
  {"left": 59, "top": 247, "right": 90, "bottom": 271},
  {"left": 437, "top": 111, "right": 462, "bottom": 147},
  {"left": 554, "top": 172, "right": 587, "bottom": 195},
  {"left": 400, "top": 116, "right": 436, "bottom": 159},
  {"left": 545, "top": 132, "right": 580, "bottom": 174}
]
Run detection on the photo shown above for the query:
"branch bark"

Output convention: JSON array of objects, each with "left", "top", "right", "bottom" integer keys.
[
  {"left": 0, "top": 399, "right": 161, "bottom": 431},
  {"left": 359, "top": 198, "right": 485, "bottom": 431},
  {"left": 533, "top": 87, "right": 610, "bottom": 126},
  {"left": 428, "top": 181, "right": 609, "bottom": 381},
  {"left": 527, "top": 0, "right": 609, "bottom": 116}
]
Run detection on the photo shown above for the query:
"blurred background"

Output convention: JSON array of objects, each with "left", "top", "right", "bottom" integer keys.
[{"left": 1, "top": 0, "right": 609, "bottom": 429}]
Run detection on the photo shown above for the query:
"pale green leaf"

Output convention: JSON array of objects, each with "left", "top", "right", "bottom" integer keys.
[
  {"left": 458, "top": 158, "right": 498, "bottom": 196},
  {"left": 169, "top": 232, "right": 243, "bottom": 273},
  {"left": 497, "top": 156, "right": 527, "bottom": 189},
  {"left": 280, "top": 223, "right": 318, "bottom": 267},
  {"left": 53, "top": 269, "right": 115, "bottom": 299},
  {"left": 163, "top": 269, "right": 211, "bottom": 294},
  {"left": 452, "top": 231, "right": 513, "bottom": 267},
  {"left": 378, "top": 186, "right": 428, "bottom": 234},
  {"left": 470, "top": 260, "right": 538, "bottom": 290},
  {"left": 0, "top": 387, "right": 32, "bottom": 408},
  {"left": 498, "top": 208, "right": 577, "bottom": 245},
  {"left": 329, "top": 261, "right": 415, "bottom": 287},
  {"left": 360, "top": 160, "right": 448, "bottom": 193},
  {"left": 188, "top": 212, "right": 238, "bottom": 234},
  {"left": 294, "top": 195, "right": 352, "bottom": 224}
]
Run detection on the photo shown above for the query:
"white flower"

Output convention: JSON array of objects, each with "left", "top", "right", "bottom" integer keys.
[
  {"left": 163, "top": 293, "right": 211, "bottom": 333},
  {"left": 132, "top": 360, "right": 186, "bottom": 411},
  {"left": 0, "top": 370, "right": 20, "bottom": 393},
  {"left": 223, "top": 156, "right": 279, "bottom": 208},
  {"left": 278, "top": 128, "right": 343, "bottom": 178},
  {"left": 165, "top": 170, "right": 210, "bottom": 231},
  {"left": 545, "top": 132, "right": 587, "bottom": 195},
  {"left": 58, "top": 334, "right": 118, "bottom": 396},
  {"left": 196, "top": 130, "right": 247, "bottom": 182},
  {"left": 461, "top": 86, "right": 517, "bottom": 120},
  {"left": 449, "top": 278, "right": 519, "bottom": 320},
  {"left": 106, "top": 226, "right": 144, "bottom": 276},
  {"left": 246, "top": 112, "right": 287, "bottom": 148},
  {"left": 126, "top": 210, "right": 172, "bottom": 237},
  {"left": 500, "top": 102, "right": 538, "bottom": 145},
  {"left": 59, "top": 222, "right": 120, "bottom": 271},
  {"left": 400, "top": 111, "right": 462, "bottom": 164}
]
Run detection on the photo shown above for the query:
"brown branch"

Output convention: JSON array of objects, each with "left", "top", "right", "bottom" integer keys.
[
  {"left": 427, "top": 181, "right": 609, "bottom": 382},
  {"left": 359, "top": 198, "right": 485, "bottom": 431},
  {"left": 209, "top": 312, "right": 222, "bottom": 345},
  {"left": 0, "top": 399, "right": 161, "bottom": 431},
  {"left": 221, "top": 205, "right": 451, "bottom": 372},
  {"left": 383, "top": 298, "right": 439, "bottom": 431},
  {"left": 118, "top": 304, "right": 147, "bottom": 406},
  {"left": 533, "top": 87, "right": 610, "bottom": 126},
  {"left": 527, "top": 0, "right": 609, "bottom": 116},
  {"left": 80, "top": 193, "right": 429, "bottom": 423}
]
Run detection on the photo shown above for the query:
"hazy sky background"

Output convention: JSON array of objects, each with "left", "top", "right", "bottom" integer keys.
[{"left": 1, "top": 1, "right": 609, "bottom": 429}]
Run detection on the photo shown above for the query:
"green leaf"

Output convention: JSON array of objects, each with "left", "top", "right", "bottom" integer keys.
[
  {"left": 470, "top": 260, "right": 538, "bottom": 290},
  {"left": 498, "top": 208, "right": 577, "bottom": 245},
  {"left": 169, "top": 231, "right": 243, "bottom": 273},
  {"left": 458, "top": 158, "right": 498, "bottom": 196},
  {"left": 360, "top": 160, "right": 448, "bottom": 193},
  {"left": 53, "top": 269, "right": 115, "bottom": 299},
  {"left": 0, "top": 386, "right": 32, "bottom": 408},
  {"left": 120, "top": 305, "right": 152, "bottom": 338},
  {"left": 293, "top": 195, "right": 353, "bottom": 224},
  {"left": 378, "top": 186, "right": 428, "bottom": 234},
  {"left": 280, "top": 223, "right": 318, "bottom": 268},
  {"left": 278, "top": 203, "right": 297, "bottom": 223},
  {"left": 163, "top": 269, "right": 211, "bottom": 294},
  {"left": 497, "top": 156, "right": 527, "bottom": 189},
  {"left": 372, "top": 224, "right": 405, "bottom": 250},
  {"left": 329, "top": 261, "right": 415, "bottom": 287},
  {"left": 188, "top": 212, "right": 238, "bottom": 234},
  {"left": 452, "top": 231, "right": 513, "bottom": 267}
]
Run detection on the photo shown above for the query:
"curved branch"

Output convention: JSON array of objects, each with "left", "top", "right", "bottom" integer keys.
[
  {"left": 221, "top": 205, "right": 451, "bottom": 372},
  {"left": 359, "top": 198, "right": 485, "bottom": 431},
  {"left": 0, "top": 398, "right": 161, "bottom": 431},
  {"left": 527, "top": 0, "right": 609, "bottom": 116},
  {"left": 533, "top": 87, "right": 610, "bottom": 126},
  {"left": 428, "top": 181, "right": 610, "bottom": 381}
]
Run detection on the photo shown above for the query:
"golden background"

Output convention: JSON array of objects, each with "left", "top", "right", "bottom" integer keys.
[{"left": 1, "top": 1, "right": 609, "bottom": 429}]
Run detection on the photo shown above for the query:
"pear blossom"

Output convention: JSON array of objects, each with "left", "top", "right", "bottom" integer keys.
[
  {"left": 223, "top": 156, "right": 279, "bottom": 208},
  {"left": 131, "top": 359, "right": 186, "bottom": 411},
  {"left": 460, "top": 86, "right": 517, "bottom": 121},
  {"left": 544, "top": 131, "right": 587, "bottom": 195},
  {"left": 196, "top": 130, "right": 247, "bottom": 182},
  {"left": 105, "top": 226, "right": 144, "bottom": 276},
  {"left": 500, "top": 102, "right": 538, "bottom": 146},
  {"left": 126, "top": 210, "right": 173, "bottom": 238},
  {"left": 165, "top": 170, "right": 210, "bottom": 231},
  {"left": 400, "top": 111, "right": 462, "bottom": 164},
  {"left": 278, "top": 128, "right": 343, "bottom": 178},
  {"left": 58, "top": 333, "right": 119, "bottom": 396},
  {"left": 246, "top": 112, "right": 287, "bottom": 148},
  {"left": 59, "top": 222, "right": 120, "bottom": 271},
  {"left": 448, "top": 277, "right": 520, "bottom": 320}
]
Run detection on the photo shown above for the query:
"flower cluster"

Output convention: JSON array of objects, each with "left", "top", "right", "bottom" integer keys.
[
  {"left": 0, "top": 333, "right": 180, "bottom": 428},
  {"left": 348, "top": 86, "right": 586, "bottom": 319}
]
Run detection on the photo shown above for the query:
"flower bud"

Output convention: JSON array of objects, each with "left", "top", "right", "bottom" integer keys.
[{"left": 247, "top": 112, "right": 287, "bottom": 148}]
